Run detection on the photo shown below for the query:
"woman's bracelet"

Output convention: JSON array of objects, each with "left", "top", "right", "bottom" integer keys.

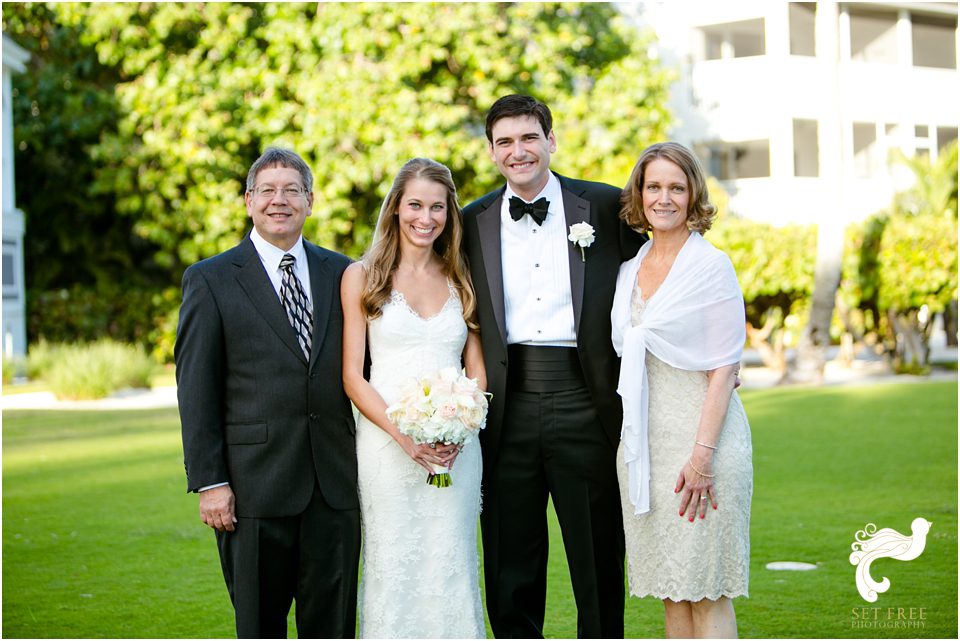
[
  {"left": 688, "top": 459, "right": 715, "bottom": 478},
  {"left": 695, "top": 440, "right": 717, "bottom": 451}
]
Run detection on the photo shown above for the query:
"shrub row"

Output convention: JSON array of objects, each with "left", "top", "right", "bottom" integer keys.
[
  {"left": 26, "top": 339, "right": 157, "bottom": 400},
  {"left": 23, "top": 212, "right": 953, "bottom": 376},
  {"left": 28, "top": 284, "right": 180, "bottom": 363},
  {"left": 706, "top": 209, "right": 956, "bottom": 374}
]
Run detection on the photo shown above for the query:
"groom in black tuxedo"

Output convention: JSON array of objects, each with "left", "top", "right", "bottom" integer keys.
[
  {"left": 176, "top": 148, "right": 360, "bottom": 638},
  {"left": 463, "top": 95, "right": 646, "bottom": 638}
]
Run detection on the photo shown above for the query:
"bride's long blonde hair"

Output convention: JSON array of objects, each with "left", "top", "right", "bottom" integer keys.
[{"left": 361, "top": 158, "right": 478, "bottom": 331}]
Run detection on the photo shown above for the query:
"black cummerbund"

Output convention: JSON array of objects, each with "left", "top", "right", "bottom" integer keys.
[{"left": 507, "top": 344, "right": 586, "bottom": 393}]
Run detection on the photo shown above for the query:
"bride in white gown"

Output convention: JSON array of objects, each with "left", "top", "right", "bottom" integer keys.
[{"left": 341, "top": 158, "right": 487, "bottom": 638}]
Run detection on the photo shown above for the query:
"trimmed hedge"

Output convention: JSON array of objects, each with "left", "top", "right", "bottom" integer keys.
[{"left": 710, "top": 215, "right": 817, "bottom": 370}]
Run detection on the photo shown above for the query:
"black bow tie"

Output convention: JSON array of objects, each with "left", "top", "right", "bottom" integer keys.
[{"left": 508, "top": 196, "right": 550, "bottom": 226}]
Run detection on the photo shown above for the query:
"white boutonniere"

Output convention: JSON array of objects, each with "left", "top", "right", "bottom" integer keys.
[{"left": 568, "top": 222, "right": 596, "bottom": 262}]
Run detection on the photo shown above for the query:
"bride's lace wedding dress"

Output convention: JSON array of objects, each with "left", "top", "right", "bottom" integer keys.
[{"left": 355, "top": 283, "right": 485, "bottom": 638}]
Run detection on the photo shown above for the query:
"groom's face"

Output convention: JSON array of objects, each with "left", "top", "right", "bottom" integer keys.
[{"left": 488, "top": 115, "right": 556, "bottom": 201}]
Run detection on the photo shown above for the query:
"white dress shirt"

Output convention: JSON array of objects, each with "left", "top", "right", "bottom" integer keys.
[
  {"left": 199, "top": 228, "right": 312, "bottom": 493},
  {"left": 249, "top": 227, "right": 313, "bottom": 308},
  {"left": 500, "top": 172, "right": 577, "bottom": 347}
]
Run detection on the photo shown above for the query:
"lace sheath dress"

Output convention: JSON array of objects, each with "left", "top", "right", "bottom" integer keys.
[
  {"left": 355, "top": 283, "right": 485, "bottom": 638},
  {"left": 616, "top": 286, "right": 753, "bottom": 602}
]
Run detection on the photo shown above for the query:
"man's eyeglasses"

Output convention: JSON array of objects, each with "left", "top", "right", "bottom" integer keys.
[{"left": 251, "top": 185, "right": 308, "bottom": 200}]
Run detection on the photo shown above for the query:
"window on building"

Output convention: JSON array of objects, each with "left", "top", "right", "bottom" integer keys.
[
  {"left": 793, "top": 119, "right": 819, "bottom": 176},
  {"left": 697, "top": 140, "right": 770, "bottom": 180},
  {"left": 2, "top": 254, "right": 14, "bottom": 286},
  {"left": 914, "top": 124, "right": 934, "bottom": 158},
  {"left": 701, "top": 19, "right": 766, "bottom": 60},
  {"left": 849, "top": 9, "right": 898, "bottom": 63},
  {"left": 912, "top": 14, "right": 957, "bottom": 69},
  {"left": 853, "top": 122, "right": 881, "bottom": 178},
  {"left": 2, "top": 241, "right": 17, "bottom": 297},
  {"left": 885, "top": 123, "right": 900, "bottom": 146},
  {"left": 789, "top": 3, "right": 816, "bottom": 56},
  {"left": 937, "top": 127, "right": 958, "bottom": 150}
]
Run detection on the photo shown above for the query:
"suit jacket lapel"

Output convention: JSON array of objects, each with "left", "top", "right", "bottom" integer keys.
[
  {"left": 233, "top": 236, "right": 309, "bottom": 364},
  {"left": 560, "top": 178, "right": 589, "bottom": 334},
  {"left": 477, "top": 189, "right": 508, "bottom": 347},
  {"left": 304, "top": 241, "right": 332, "bottom": 371}
]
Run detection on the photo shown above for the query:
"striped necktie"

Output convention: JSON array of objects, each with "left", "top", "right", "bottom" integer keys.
[{"left": 279, "top": 254, "right": 313, "bottom": 359}]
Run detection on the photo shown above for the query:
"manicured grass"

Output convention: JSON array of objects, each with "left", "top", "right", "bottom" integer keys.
[{"left": 3, "top": 381, "right": 957, "bottom": 638}]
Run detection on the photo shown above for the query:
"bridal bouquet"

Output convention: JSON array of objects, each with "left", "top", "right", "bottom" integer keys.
[{"left": 385, "top": 367, "right": 490, "bottom": 487}]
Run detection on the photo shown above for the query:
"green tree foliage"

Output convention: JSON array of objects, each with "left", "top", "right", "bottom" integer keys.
[
  {"left": 5, "top": 2, "right": 672, "bottom": 360},
  {"left": 2, "top": 5, "right": 170, "bottom": 288},
  {"left": 841, "top": 141, "right": 959, "bottom": 372},
  {"left": 3, "top": 3, "right": 177, "bottom": 358},
  {"left": 54, "top": 2, "right": 672, "bottom": 263},
  {"left": 877, "top": 214, "right": 957, "bottom": 316},
  {"left": 891, "top": 141, "right": 958, "bottom": 220}
]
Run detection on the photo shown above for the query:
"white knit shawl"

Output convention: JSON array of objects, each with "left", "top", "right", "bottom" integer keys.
[{"left": 611, "top": 232, "right": 745, "bottom": 516}]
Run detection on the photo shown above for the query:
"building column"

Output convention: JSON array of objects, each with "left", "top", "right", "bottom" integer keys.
[
  {"left": 816, "top": 0, "right": 843, "bottom": 186},
  {"left": 2, "top": 35, "right": 29, "bottom": 360},
  {"left": 897, "top": 9, "right": 913, "bottom": 67},
  {"left": 767, "top": 3, "right": 794, "bottom": 178}
]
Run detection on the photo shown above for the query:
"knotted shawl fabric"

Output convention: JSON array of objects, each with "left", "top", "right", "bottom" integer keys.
[{"left": 611, "top": 232, "right": 745, "bottom": 516}]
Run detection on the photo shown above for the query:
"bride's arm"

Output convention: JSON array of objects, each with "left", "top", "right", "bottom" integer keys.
[
  {"left": 463, "top": 330, "right": 487, "bottom": 392},
  {"left": 340, "top": 262, "right": 443, "bottom": 474}
]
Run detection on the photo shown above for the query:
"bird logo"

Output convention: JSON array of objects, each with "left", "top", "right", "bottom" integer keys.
[{"left": 849, "top": 517, "right": 932, "bottom": 602}]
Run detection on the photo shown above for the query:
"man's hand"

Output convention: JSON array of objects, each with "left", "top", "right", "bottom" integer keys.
[{"left": 199, "top": 485, "right": 237, "bottom": 532}]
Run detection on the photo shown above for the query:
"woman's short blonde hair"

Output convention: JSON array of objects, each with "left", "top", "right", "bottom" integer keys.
[{"left": 620, "top": 142, "right": 717, "bottom": 233}]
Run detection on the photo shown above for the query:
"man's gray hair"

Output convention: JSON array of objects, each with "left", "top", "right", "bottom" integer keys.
[{"left": 246, "top": 147, "right": 313, "bottom": 193}]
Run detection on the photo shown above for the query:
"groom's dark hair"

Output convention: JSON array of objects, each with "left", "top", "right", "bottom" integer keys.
[{"left": 485, "top": 94, "right": 553, "bottom": 142}]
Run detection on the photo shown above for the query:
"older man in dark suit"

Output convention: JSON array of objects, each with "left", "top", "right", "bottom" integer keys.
[
  {"left": 463, "top": 95, "right": 646, "bottom": 638},
  {"left": 176, "top": 148, "right": 359, "bottom": 639}
]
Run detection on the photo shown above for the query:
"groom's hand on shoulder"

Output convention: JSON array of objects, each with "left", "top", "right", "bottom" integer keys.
[{"left": 199, "top": 485, "right": 237, "bottom": 532}]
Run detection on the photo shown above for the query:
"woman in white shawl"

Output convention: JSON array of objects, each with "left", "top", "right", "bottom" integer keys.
[{"left": 611, "top": 143, "right": 752, "bottom": 638}]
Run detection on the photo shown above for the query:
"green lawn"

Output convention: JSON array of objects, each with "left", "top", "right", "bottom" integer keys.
[{"left": 3, "top": 381, "right": 957, "bottom": 638}]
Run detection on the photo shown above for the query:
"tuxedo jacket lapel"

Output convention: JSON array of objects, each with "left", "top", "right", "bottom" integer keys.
[
  {"left": 477, "top": 190, "right": 508, "bottom": 347},
  {"left": 305, "top": 241, "right": 333, "bottom": 371},
  {"left": 560, "top": 178, "right": 589, "bottom": 334},
  {"left": 233, "top": 236, "right": 309, "bottom": 364}
]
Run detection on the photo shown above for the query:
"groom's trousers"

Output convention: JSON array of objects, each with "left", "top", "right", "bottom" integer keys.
[
  {"left": 481, "top": 345, "right": 625, "bottom": 639},
  {"left": 216, "top": 484, "right": 361, "bottom": 639}
]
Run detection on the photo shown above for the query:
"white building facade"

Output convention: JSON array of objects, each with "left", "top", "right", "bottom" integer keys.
[
  {"left": 2, "top": 33, "right": 30, "bottom": 358},
  {"left": 632, "top": 1, "right": 959, "bottom": 225}
]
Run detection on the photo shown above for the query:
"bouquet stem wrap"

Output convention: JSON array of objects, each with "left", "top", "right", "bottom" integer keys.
[{"left": 427, "top": 462, "right": 453, "bottom": 488}]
